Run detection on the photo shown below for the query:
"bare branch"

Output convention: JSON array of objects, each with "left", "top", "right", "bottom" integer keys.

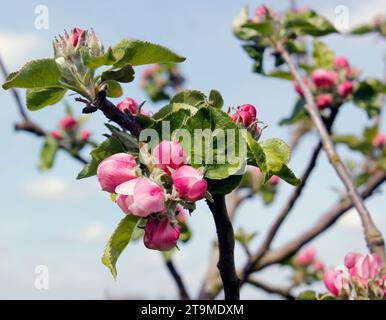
[
  {"left": 246, "top": 278, "right": 295, "bottom": 300},
  {"left": 164, "top": 259, "right": 191, "bottom": 300}
]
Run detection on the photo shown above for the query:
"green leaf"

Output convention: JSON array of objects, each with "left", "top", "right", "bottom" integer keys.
[
  {"left": 101, "top": 65, "right": 135, "bottom": 83},
  {"left": 112, "top": 39, "right": 186, "bottom": 68},
  {"left": 104, "top": 80, "right": 123, "bottom": 98},
  {"left": 267, "top": 70, "right": 293, "bottom": 80},
  {"left": 105, "top": 124, "right": 139, "bottom": 154},
  {"left": 353, "top": 78, "right": 385, "bottom": 117},
  {"left": 233, "top": 6, "right": 258, "bottom": 40},
  {"left": 39, "top": 136, "right": 59, "bottom": 171},
  {"left": 208, "top": 89, "right": 224, "bottom": 109},
  {"left": 243, "top": 21, "right": 273, "bottom": 36},
  {"left": 333, "top": 134, "right": 372, "bottom": 155},
  {"left": 183, "top": 107, "right": 246, "bottom": 179},
  {"left": 2, "top": 59, "right": 61, "bottom": 90},
  {"left": 285, "top": 10, "right": 337, "bottom": 37},
  {"left": 277, "top": 164, "right": 301, "bottom": 186},
  {"left": 286, "top": 40, "right": 306, "bottom": 54},
  {"left": 260, "top": 138, "right": 291, "bottom": 174},
  {"left": 81, "top": 47, "right": 116, "bottom": 69},
  {"left": 101, "top": 215, "right": 140, "bottom": 279},
  {"left": 171, "top": 90, "right": 206, "bottom": 108},
  {"left": 152, "top": 103, "right": 197, "bottom": 120},
  {"left": 297, "top": 290, "right": 317, "bottom": 300},
  {"left": 313, "top": 39, "right": 334, "bottom": 69},
  {"left": 245, "top": 132, "right": 267, "bottom": 172},
  {"left": 242, "top": 45, "right": 266, "bottom": 74},
  {"left": 363, "top": 126, "right": 378, "bottom": 143},
  {"left": 351, "top": 24, "right": 375, "bottom": 35},
  {"left": 152, "top": 109, "right": 192, "bottom": 138},
  {"left": 26, "top": 87, "right": 67, "bottom": 111},
  {"left": 279, "top": 98, "right": 306, "bottom": 125},
  {"left": 207, "top": 175, "right": 243, "bottom": 194},
  {"left": 77, "top": 136, "right": 126, "bottom": 179}
]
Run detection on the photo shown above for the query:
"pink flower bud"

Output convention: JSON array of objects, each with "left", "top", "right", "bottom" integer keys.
[
  {"left": 153, "top": 140, "right": 187, "bottom": 174},
  {"left": 351, "top": 253, "right": 382, "bottom": 281},
  {"left": 324, "top": 267, "right": 350, "bottom": 297},
  {"left": 293, "top": 78, "right": 312, "bottom": 96},
  {"left": 144, "top": 217, "right": 181, "bottom": 251},
  {"left": 269, "top": 175, "right": 280, "bottom": 185},
  {"left": 338, "top": 80, "right": 353, "bottom": 98},
  {"left": 255, "top": 5, "right": 268, "bottom": 18},
  {"left": 295, "top": 246, "right": 316, "bottom": 266},
  {"left": 117, "top": 97, "right": 139, "bottom": 114},
  {"left": 72, "top": 27, "right": 84, "bottom": 47},
  {"left": 334, "top": 56, "right": 350, "bottom": 70},
  {"left": 115, "top": 178, "right": 166, "bottom": 217},
  {"left": 176, "top": 204, "right": 187, "bottom": 223},
  {"left": 313, "top": 261, "right": 325, "bottom": 272},
  {"left": 239, "top": 104, "right": 257, "bottom": 118},
  {"left": 311, "top": 69, "right": 337, "bottom": 88},
  {"left": 316, "top": 94, "right": 333, "bottom": 110},
  {"left": 97, "top": 153, "right": 137, "bottom": 193},
  {"left": 59, "top": 116, "right": 77, "bottom": 130},
  {"left": 50, "top": 130, "right": 62, "bottom": 140},
  {"left": 346, "top": 68, "right": 360, "bottom": 79},
  {"left": 232, "top": 110, "right": 254, "bottom": 127},
  {"left": 81, "top": 130, "right": 90, "bottom": 141},
  {"left": 344, "top": 252, "right": 360, "bottom": 269},
  {"left": 373, "top": 132, "right": 386, "bottom": 148},
  {"left": 172, "top": 165, "right": 208, "bottom": 202}
]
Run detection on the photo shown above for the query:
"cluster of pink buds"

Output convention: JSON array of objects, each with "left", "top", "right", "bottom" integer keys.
[
  {"left": 96, "top": 140, "right": 208, "bottom": 251},
  {"left": 294, "top": 56, "right": 359, "bottom": 110},
  {"left": 231, "top": 104, "right": 262, "bottom": 138},
  {"left": 116, "top": 97, "right": 149, "bottom": 116},
  {"left": 53, "top": 27, "right": 103, "bottom": 60},
  {"left": 294, "top": 246, "right": 325, "bottom": 275},
  {"left": 324, "top": 252, "right": 385, "bottom": 299},
  {"left": 50, "top": 115, "right": 91, "bottom": 143}
]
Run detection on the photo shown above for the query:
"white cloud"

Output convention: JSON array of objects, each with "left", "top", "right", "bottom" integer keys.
[
  {"left": 21, "top": 176, "right": 97, "bottom": 202},
  {"left": 0, "top": 32, "right": 41, "bottom": 68},
  {"left": 65, "top": 222, "right": 109, "bottom": 244}
]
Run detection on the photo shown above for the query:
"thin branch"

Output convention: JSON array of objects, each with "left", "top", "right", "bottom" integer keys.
[
  {"left": 246, "top": 278, "right": 295, "bottom": 300},
  {"left": 198, "top": 189, "right": 250, "bottom": 299},
  {"left": 0, "top": 56, "right": 88, "bottom": 165},
  {"left": 206, "top": 194, "right": 240, "bottom": 300},
  {"left": 164, "top": 259, "right": 190, "bottom": 300},
  {"left": 242, "top": 109, "right": 339, "bottom": 279},
  {"left": 254, "top": 170, "right": 386, "bottom": 271},
  {"left": 277, "top": 43, "right": 386, "bottom": 273}
]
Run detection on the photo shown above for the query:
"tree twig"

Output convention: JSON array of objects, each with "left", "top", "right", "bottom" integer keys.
[
  {"left": 206, "top": 194, "right": 240, "bottom": 300},
  {"left": 276, "top": 43, "right": 386, "bottom": 273},
  {"left": 164, "top": 259, "right": 191, "bottom": 300},
  {"left": 246, "top": 278, "right": 295, "bottom": 300}
]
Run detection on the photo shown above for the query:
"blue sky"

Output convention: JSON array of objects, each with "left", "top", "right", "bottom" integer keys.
[{"left": 0, "top": 0, "right": 385, "bottom": 299}]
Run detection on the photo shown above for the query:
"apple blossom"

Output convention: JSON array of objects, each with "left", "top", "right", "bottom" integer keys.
[
  {"left": 324, "top": 266, "right": 350, "bottom": 297},
  {"left": 153, "top": 140, "right": 187, "bottom": 174},
  {"left": 295, "top": 246, "right": 316, "bottom": 266},
  {"left": 232, "top": 104, "right": 257, "bottom": 127},
  {"left": 97, "top": 153, "right": 137, "bottom": 193},
  {"left": 311, "top": 69, "right": 337, "bottom": 88},
  {"left": 313, "top": 261, "right": 325, "bottom": 272},
  {"left": 269, "top": 175, "right": 280, "bottom": 185},
  {"left": 338, "top": 80, "right": 353, "bottom": 98},
  {"left": 50, "top": 130, "right": 62, "bottom": 140},
  {"left": 172, "top": 165, "right": 207, "bottom": 202},
  {"left": 115, "top": 178, "right": 166, "bottom": 217},
  {"left": 81, "top": 130, "right": 90, "bottom": 141},
  {"left": 316, "top": 94, "right": 333, "bottom": 110},
  {"left": 373, "top": 132, "right": 386, "bottom": 148},
  {"left": 144, "top": 217, "right": 181, "bottom": 251},
  {"left": 334, "top": 56, "right": 350, "bottom": 70},
  {"left": 345, "top": 253, "right": 382, "bottom": 281},
  {"left": 72, "top": 27, "right": 84, "bottom": 47},
  {"left": 117, "top": 97, "right": 139, "bottom": 114},
  {"left": 59, "top": 116, "right": 77, "bottom": 130}
]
